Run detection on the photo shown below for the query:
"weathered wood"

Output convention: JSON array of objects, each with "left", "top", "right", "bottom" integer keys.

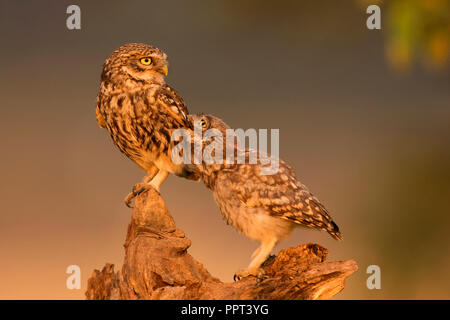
[{"left": 86, "top": 189, "right": 357, "bottom": 300}]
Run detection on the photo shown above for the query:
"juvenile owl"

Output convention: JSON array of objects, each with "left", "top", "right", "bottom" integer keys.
[
  {"left": 187, "top": 114, "right": 342, "bottom": 280},
  {"left": 96, "top": 43, "right": 197, "bottom": 207}
]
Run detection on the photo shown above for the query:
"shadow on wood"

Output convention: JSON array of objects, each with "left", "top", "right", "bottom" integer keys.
[{"left": 86, "top": 189, "right": 357, "bottom": 300}]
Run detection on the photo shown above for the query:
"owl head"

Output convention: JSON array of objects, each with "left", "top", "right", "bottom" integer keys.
[
  {"left": 183, "top": 114, "right": 233, "bottom": 179},
  {"left": 101, "top": 43, "right": 169, "bottom": 86},
  {"left": 188, "top": 114, "right": 231, "bottom": 134}
]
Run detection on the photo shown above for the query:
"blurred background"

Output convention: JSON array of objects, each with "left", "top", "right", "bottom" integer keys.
[{"left": 0, "top": 0, "right": 448, "bottom": 299}]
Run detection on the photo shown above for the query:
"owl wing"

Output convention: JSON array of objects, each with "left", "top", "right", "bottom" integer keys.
[
  {"left": 154, "top": 84, "right": 190, "bottom": 127},
  {"left": 233, "top": 159, "right": 342, "bottom": 240}
]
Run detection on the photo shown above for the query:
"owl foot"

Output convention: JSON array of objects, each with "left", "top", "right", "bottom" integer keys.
[
  {"left": 233, "top": 268, "right": 265, "bottom": 282},
  {"left": 124, "top": 182, "right": 157, "bottom": 208}
]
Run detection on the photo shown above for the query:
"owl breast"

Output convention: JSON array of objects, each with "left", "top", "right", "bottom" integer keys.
[
  {"left": 213, "top": 181, "right": 293, "bottom": 243},
  {"left": 98, "top": 88, "right": 179, "bottom": 172}
]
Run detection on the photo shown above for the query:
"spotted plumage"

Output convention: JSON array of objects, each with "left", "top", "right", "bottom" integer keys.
[
  {"left": 187, "top": 114, "right": 342, "bottom": 280},
  {"left": 96, "top": 43, "right": 196, "bottom": 206}
]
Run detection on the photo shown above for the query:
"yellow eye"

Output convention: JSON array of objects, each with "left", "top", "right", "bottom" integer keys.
[
  {"left": 200, "top": 119, "right": 208, "bottom": 128},
  {"left": 140, "top": 57, "right": 152, "bottom": 65}
]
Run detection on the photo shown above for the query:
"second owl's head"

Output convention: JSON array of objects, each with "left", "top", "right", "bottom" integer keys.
[
  {"left": 189, "top": 114, "right": 231, "bottom": 135},
  {"left": 101, "top": 43, "right": 169, "bottom": 86}
]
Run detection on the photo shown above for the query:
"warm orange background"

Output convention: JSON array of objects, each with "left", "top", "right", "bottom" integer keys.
[{"left": 0, "top": 1, "right": 449, "bottom": 299}]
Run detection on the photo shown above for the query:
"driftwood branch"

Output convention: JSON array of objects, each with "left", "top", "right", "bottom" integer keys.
[{"left": 86, "top": 189, "right": 357, "bottom": 300}]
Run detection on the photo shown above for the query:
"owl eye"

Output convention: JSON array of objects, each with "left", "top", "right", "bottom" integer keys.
[
  {"left": 200, "top": 119, "right": 208, "bottom": 128},
  {"left": 140, "top": 57, "right": 152, "bottom": 65}
]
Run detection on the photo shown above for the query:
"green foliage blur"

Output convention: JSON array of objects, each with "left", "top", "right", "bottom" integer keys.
[{"left": 383, "top": 0, "right": 449, "bottom": 71}]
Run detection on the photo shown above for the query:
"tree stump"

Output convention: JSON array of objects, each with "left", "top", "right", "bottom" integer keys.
[{"left": 86, "top": 189, "right": 357, "bottom": 300}]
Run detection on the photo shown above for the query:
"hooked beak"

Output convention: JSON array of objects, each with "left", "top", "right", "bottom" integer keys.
[{"left": 157, "top": 65, "right": 168, "bottom": 76}]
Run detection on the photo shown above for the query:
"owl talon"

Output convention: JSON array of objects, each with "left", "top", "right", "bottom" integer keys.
[
  {"left": 124, "top": 192, "right": 135, "bottom": 208},
  {"left": 233, "top": 268, "right": 265, "bottom": 281},
  {"left": 124, "top": 183, "right": 154, "bottom": 208}
]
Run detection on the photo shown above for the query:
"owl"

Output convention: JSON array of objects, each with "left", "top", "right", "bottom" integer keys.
[
  {"left": 96, "top": 43, "right": 197, "bottom": 207},
  {"left": 187, "top": 114, "right": 342, "bottom": 280}
]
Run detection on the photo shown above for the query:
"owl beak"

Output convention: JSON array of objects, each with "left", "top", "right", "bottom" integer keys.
[{"left": 157, "top": 65, "right": 169, "bottom": 76}]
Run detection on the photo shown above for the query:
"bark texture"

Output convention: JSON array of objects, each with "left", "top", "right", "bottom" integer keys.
[{"left": 86, "top": 189, "right": 357, "bottom": 300}]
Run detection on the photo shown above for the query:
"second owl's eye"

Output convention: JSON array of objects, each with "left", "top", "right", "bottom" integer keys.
[
  {"left": 200, "top": 119, "right": 208, "bottom": 128},
  {"left": 140, "top": 57, "right": 152, "bottom": 65}
]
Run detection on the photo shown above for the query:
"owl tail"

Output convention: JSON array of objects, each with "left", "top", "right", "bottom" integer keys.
[{"left": 328, "top": 221, "right": 343, "bottom": 241}]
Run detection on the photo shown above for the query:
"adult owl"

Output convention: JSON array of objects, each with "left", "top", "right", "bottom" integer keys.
[
  {"left": 96, "top": 43, "right": 197, "bottom": 207},
  {"left": 187, "top": 114, "right": 342, "bottom": 280}
]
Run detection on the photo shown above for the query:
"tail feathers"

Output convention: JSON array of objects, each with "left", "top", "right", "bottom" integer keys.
[
  {"left": 328, "top": 221, "right": 343, "bottom": 241},
  {"left": 284, "top": 214, "right": 343, "bottom": 240}
]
